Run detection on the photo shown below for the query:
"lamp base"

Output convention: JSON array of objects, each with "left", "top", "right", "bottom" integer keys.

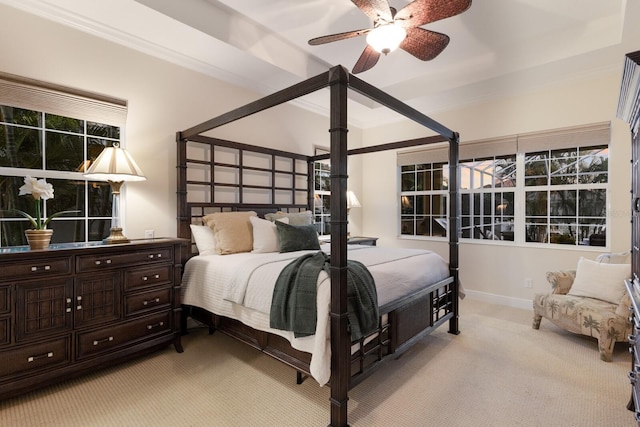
[{"left": 103, "top": 227, "right": 130, "bottom": 244}]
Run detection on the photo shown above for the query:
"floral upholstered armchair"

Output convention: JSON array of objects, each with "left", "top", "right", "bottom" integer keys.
[{"left": 532, "top": 253, "right": 632, "bottom": 362}]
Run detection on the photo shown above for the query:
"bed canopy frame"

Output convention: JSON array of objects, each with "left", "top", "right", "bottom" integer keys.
[{"left": 177, "top": 65, "right": 460, "bottom": 427}]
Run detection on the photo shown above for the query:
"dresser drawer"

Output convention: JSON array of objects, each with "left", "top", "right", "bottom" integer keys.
[
  {"left": 0, "top": 317, "right": 9, "bottom": 346},
  {"left": 0, "top": 286, "right": 9, "bottom": 314},
  {"left": 0, "top": 336, "right": 71, "bottom": 378},
  {"left": 125, "top": 287, "right": 171, "bottom": 317},
  {"left": 0, "top": 257, "right": 72, "bottom": 280},
  {"left": 76, "top": 246, "right": 173, "bottom": 273},
  {"left": 76, "top": 311, "right": 171, "bottom": 360},
  {"left": 124, "top": 265, "right": 172, "bottom": 291}
]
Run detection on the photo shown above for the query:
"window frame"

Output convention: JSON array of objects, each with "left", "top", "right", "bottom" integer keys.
[{"left": 398, "top": 123, "right": 610, "bottom": 249}]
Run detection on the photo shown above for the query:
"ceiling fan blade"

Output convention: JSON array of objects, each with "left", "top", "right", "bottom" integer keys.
[
  {"left": 352, "top": 45, "right": 381, "bottom": 74},
  {"left": 396, "top": 0, "right": 472, "bottom": 28},
  {"left": 308, "top": 28, "right": 371, "bottom": 45},
  {"left": 351, "top": 0, "right": 393, "bottom": 22},
  {"left": 400, "top": 27, "right": 450, "bottom": 61}
]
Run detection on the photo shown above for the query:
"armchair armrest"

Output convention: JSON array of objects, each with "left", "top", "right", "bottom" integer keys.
[{"left": 545, "top": 270, "right": 576, "bottom": 294}]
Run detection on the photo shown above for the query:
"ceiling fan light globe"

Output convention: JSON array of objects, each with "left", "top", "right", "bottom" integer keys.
[{"left": 366, "top": 23, "right": 406, "bottom": 55}]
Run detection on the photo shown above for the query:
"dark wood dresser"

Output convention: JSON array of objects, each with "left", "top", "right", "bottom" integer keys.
[
  {"left": 0, "top": 237, "right": 188, "bottom": 399},
  {"left": 627, "top": 279, "right": 640, "bottom": 424}
]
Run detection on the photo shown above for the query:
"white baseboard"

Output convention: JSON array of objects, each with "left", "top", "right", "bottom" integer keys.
[{"left": 463, "top": 289, "right": 533, "bottom": 311}]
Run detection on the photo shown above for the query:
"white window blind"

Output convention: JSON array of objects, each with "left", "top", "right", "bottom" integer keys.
[
  {"left": 397, "top": 122, "right": 610, "bottom": 164},
  {"left": 517, "top": 122, "right": 610, "bottom": 153},
  {"left": 0, "top": 71, "right": 127, "bottom": 127}
]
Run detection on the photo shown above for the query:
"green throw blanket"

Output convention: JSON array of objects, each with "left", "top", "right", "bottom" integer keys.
[{"left": 270, "top": 251, "right": 379, "bottom": 340}]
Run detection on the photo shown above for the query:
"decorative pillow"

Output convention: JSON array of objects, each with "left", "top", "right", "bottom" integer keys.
[
  {"left": 189, "top": 224, "right": 217, "bottom": 255},
  {"left": 275, "top": 221, "right": 321, "bottom": 253},
  {"left": 567, "top": 257, "right": 631, "bottom": 304},
  {"left": 250, "top": 216, "right": 289, "bottom": 253},
  {"left": 596, "top": 251, "right": 631, "bottom": 264},
  {"left": 202, "top": 211, "right": 257, "bottom": 255},
  {"left": 265, "top": 211, "right": 313, "bottom": 226}
]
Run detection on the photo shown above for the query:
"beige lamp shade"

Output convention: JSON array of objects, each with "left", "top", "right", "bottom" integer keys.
[
  {"left": 84, "top": 144, "right": 146, "bottom": 182},
  {"left": 346, "top": 191, "right": 361, "bottom": 209},
  {"left": 83, "top": 143, "right": 145, "bottom": 244}
]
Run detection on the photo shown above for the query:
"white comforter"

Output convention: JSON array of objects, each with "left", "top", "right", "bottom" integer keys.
[{"left": 181, "top": 244, "right": 449, "bottom": 385}]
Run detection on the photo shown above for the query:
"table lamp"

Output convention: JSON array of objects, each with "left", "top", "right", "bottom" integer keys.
[{"left": 84, "top": 143, "right": 146, "bottom": 243}]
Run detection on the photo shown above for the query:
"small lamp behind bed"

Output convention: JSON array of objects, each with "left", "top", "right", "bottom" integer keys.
[
  {"left": 346, "top": 190, "right": 361, "bottom": 238},
  {"left": 84, "top": 143, "right": 146, "bottom": 244}
]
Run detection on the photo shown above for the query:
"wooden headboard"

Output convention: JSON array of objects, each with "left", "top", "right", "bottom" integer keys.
[{"left": 176, "top": 135, "right": 313, "bottom": 248}]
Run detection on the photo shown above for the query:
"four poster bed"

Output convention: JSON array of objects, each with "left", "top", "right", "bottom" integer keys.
[{"left": 176, "top": 65, "right": 460, "bottom": 427}]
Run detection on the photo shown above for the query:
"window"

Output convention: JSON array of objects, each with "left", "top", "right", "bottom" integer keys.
[
  {"left": 524, "top": 146, "right": 608, "bottom": 246},
  {"left": 314, "top": 160, "right": 331, "bottom": 235},
  {"left": 0, "top": 72, "right": 127, "bottom": 247},
  {"left": 398, "top": 123, "right": 610, "bottom": 247},
  {"left": 460, "top": 155, "right": 516, "bottom": 240},
  {"left": 400, "top": 162, "right": 448, "bottom": 237}
]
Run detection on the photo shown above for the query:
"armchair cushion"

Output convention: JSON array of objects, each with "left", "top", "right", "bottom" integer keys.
[
  {"left": 567, "top": 257, "right": 630, "bottom": 304},
  {"left": 545, "top": 270, "right": 576, "bottom": 295}
]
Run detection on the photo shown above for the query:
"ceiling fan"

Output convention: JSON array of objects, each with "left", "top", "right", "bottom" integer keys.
[{"left": 308, "top": 0, "right": 472, "bottom": 74}]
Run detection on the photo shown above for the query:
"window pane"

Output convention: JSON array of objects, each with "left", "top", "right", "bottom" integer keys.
[
  {"left": 416, "top": 170, "right": 430, "bottom": 191},
  {"left": 433, "top": 163, "right": 446, "bottom": 190},
  {"left": 47, "top": 179, "right": 84, "bottom": 216},
  {"left": 578, "top": 145, "right": 608, "bottom": 184},
  {"left": 0, "top": 125, "right": 42, "bottom": 168},
  {"left": 88, "top": 121, "right": 120, "bottom": 139},
  {"left": 526, "top": 220, "right": 548, "bottom": 243},
  {"left": 45, "top": 132, "right": 83, "bottom": 171},
  {"left": 88, "top": 181, "right": 112, "bottom": 217},
  {"left": 401, "top": 195, "right": 414, "bottom": 215},
  {"left": 401, "top": 172, "right": 415, "bottom": 191},
  {"left": 549, "top": 190, "right": 576, "bottom": 216},
  {"left": 401, "top": 217, "right": 414, "bottom": 235},
  {"left": 0, "top": 106, "right": 41, "bottom": 126},
  {"left": 526, "top": 191, "right": 547, "bottom": 216},
  {"left": 524, "top": 152, "right": 548, "bottom": 186},
  {"left": 578, "top": 189, "right": 606, "bottom": 217},
  {"left": 45, "top": 113, "right": 83, "bottom": 133},
  {"left": 415, "top": 195, "right": 427, "bottom": 215}
]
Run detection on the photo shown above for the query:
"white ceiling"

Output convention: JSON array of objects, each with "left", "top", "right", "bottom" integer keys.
[{"left": 2, "top": 0, "right": 636, "bottom": 128}]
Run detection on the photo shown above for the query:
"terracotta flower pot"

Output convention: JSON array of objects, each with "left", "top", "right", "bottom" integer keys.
[{"left": 25, "top": 229, "right": 53, "bottom": 250}]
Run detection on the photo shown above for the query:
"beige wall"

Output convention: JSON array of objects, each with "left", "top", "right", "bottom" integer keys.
[
  {"left": 359, "top": 71, "right": 632, "bottom": 308},
  {"left": 0, "top": 4, "right": 363, "bottom": 239}
]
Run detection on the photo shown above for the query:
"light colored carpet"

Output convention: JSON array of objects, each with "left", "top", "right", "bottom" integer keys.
[{"left": 0, "top": 298, "right": 633, "bottom": 426}]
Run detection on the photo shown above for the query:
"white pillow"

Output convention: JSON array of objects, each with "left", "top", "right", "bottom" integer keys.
[
  {"left": 189, "top": 224, "right": 217, "bottom": 255},
  {"left": 568, "top": 257, "right": 631, "bottom": 304},
  {"left": 250, "top": 216, "right": 289, "bottom": 253}
]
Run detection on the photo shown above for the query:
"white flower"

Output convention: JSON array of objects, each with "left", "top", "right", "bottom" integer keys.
[{"left": 18, "top": 176, "right": 54, "bottom": 201}]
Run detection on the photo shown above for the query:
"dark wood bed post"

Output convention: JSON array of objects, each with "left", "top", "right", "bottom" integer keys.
[
  {"left": 176, "top": 131, "right": 189, "bottom": 242},
  {"left": 448, "top": 133, "right": 461, "bottom": 335},
  {"left": 328, "top": 65, "right": 351, "bottom": 427}
]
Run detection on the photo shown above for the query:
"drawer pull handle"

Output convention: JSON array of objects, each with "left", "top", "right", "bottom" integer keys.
[
  {"left": 143, "top": 298, "right": 161, "bottom": 306},
  {"left": 27, "top": 352, "right": 53, "bottom": 362},
  {"left": 94, "top": 259, "right": 112, "bottom": 265},
  {"left": 142, "top": 274, "right": 161, "bottom": 281},
  {"left": 147, "top": 321, "right": 164, "bottom": 330},
  {"left": 66, "top": 298, "right": 71, "bottom": 303},
  {"left": 77, "top": 305, "right": 82, "bottom": 310},
  {"left": 66, "top": 308, "right": 71, "bottom": 313},
  {"left": 30, "top": 265, "right": 52, "bottom": 272},
  {"left": 93, "top": 336, "right": 114, "bottom": 346},
  {"left": 147, "top": 253, "right": 163, "bottom": 259}
]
